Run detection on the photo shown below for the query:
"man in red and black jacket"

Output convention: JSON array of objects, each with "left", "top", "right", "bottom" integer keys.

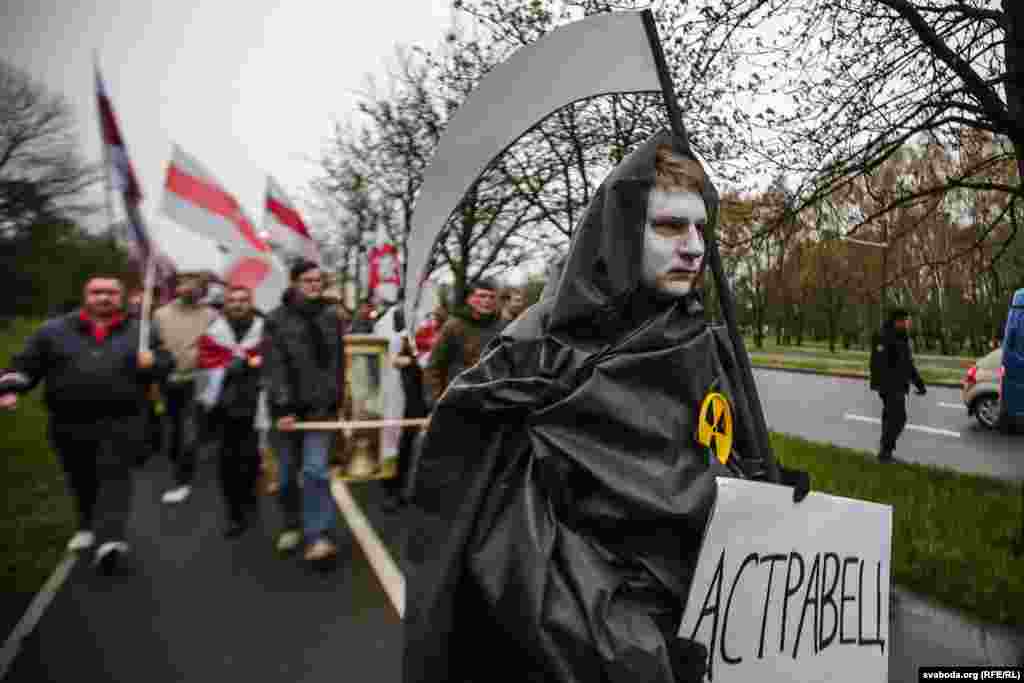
[{"left": 0, "top": 275, "right": 175, "bottom": 575}]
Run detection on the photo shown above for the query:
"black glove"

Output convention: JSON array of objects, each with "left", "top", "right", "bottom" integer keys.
[
  {"left": 778, "top": 465, "right": 811, "bottom": 503},
  {"left": 669, "top": 638, "right": 708, "bottom": 683},
  {"left": 915, "top": 385, "right": 927, "bottom": 396}
]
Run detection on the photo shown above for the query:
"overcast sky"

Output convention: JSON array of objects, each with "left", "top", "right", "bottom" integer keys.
[{"left": 1, "top": 0, "right": 457, "bottom": 236}]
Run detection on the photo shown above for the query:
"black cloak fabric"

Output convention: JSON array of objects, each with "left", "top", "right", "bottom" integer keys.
[{"left": 403, "top": 130, "right": 782, "bottom": 683}]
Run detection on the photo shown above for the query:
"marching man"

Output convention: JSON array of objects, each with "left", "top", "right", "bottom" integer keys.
[
  {"left": 0, "top": 276, "right": 175, "bottom": 575},
  {"left": 196, "top": 284, "right": 266, "bottom": 537}
]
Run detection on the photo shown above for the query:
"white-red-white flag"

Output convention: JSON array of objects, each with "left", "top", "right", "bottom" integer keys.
[
  {"left": 264, "top": 176, "right": 320, "bottom": 265},
  {"left": 369, "top": 222, "right": 400, "bottom": 304},
  {"left": 161, "top": 144, "right": 271, "bottom": 255},
  {"left": 160, "top": 145, "right": 285, "bottom": 312}
]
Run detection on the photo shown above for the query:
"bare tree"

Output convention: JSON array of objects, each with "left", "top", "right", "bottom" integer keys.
[{"left": 0, "top": 59, "right": 100, "bottom": 238}]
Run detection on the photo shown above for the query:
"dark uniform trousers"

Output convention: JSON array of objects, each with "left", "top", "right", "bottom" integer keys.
[
  {"left": 879, "top": 391, "right": 908, "bottom": 453},
  {"left": 164, "top": 380, "right": 200, "bottom": 486},
  {"left": 49, "top": 415, "right": 144, "bottom": 543},
  {"left": 208, "top": 412, "right": 261, "bottom": 523}
]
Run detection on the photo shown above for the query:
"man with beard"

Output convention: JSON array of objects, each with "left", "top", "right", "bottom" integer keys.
[
  {"left": 0, "top": 276, "right": 174, "bottom": 574},
  {"left": 154, "top": 273, "right": 218, "bottom": 503},
  {"left": 423, "top": 278, "right": 502, "bottom": 407},
  {"left": 264, "top": 260, "right": 344, "bottom": 564},
  {"left": 403, "top": 131, "right": 808, "bottom": 683},
  {"left": 197, "top": 285, "right": 265, "bottom": 537}
]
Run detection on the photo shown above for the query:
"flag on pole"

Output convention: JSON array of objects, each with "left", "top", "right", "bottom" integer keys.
[
  {"left": 161, "top": 144, "right": 271, "bottom": 255},
  {"left": 368, "top": 222, "right": 400, "bottom": 304},
  {"left": 264, "top": 176, "right": 321, "bottom": 265},
  {"left": 159, "top": 145, "right": 285, "bottom": 312},
  {"left": 95, "top": 59, "right": 177, "bottom": 349},
  {"left": 94, "top": 61, "right": 150, "bottom": 259}
]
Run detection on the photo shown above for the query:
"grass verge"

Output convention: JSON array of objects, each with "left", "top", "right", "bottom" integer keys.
[
  {"left": 772, "top": 431, "right": 1024, "bottom": 629},
  {"left": 749, "top": 354, "right": 964, "bottom": 385},
  {"left": 0, "top": 319, "right": 76, "bottom": 602}
]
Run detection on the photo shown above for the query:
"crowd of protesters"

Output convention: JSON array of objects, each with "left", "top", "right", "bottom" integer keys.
[{"left": 0, "top": 262, "right": 533, "bottom": 576}]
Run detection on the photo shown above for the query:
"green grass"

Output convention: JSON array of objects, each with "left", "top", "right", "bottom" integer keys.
[
  {"left": 743, "top": 336, "right": 977, "bottom": 368},
  {"left": 748, "top": 353, "right": 966, "bottom": 384},
  {"left": 772, "top": 431, "right": 1024, "bottom": 629},
  {"left": 0, "top": 318, "right": 77, "bottom": 598}
]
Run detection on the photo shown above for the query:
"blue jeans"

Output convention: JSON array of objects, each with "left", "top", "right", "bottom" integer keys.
[{"left": 272, "top": 430, "right": 336, "bottom": 544}]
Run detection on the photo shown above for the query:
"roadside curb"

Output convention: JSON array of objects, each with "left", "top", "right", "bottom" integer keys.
[{"left": 751, "top": 364, "right": 963, "bottom": 389}]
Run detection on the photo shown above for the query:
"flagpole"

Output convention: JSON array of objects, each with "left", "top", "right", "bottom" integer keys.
[
  {"left": 640, "top": 9, "right": 778, "bottom": 482},
  {"left": 139, "top": 253, "right": 155, "bottom": 354},
  {"left": 93, "top": 51, "right": 119, "bottom": 242}
]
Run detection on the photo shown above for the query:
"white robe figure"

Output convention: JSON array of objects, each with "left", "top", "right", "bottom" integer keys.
[{"left": 373, "top": 306, "right": 406, "bottom": 464}]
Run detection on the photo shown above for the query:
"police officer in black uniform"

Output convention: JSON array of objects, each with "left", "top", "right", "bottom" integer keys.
[{"left": 870, "top": 307, "right": 926, "bottom": 462}]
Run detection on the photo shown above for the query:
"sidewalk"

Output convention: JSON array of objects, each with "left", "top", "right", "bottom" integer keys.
[{"left": 889, "top": 587, "right": 1024, "bottom": 681}]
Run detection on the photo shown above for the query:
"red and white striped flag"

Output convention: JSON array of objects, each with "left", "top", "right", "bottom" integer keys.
[
  {"left": 264, "top": 176, "right": 320, "bottom": 265},
  {"left": 161, "top": 144, "right": 271, "bottom": 255},
  {"left": 160, "top": 145, "right": 286, "bottom": 312}
]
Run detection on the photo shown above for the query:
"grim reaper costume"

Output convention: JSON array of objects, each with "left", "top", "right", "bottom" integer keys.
[{"left": 403, "top": 130, "right": 807, "bottom": 683}]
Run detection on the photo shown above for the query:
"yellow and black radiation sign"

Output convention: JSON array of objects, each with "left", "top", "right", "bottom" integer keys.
[{"left": 697, "top": 392, "right": 733, "bottom": 465}]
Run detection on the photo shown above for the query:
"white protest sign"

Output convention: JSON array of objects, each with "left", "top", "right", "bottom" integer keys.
[{"left": 679, "top": 477, "right": 892, "bottom": 683}]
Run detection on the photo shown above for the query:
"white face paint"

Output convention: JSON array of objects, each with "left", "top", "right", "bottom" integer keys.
[{"left": 642, "top": 188, "right": 707, "bottom": 297}]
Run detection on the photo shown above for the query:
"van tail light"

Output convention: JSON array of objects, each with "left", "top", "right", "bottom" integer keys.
[{"left": 965, "top": 366, "right": 977, "bottom": 385}]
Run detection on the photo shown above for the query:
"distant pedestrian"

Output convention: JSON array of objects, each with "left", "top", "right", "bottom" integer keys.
[
  {"left": 153, "top": 273, "right": 218, "bottom": 504},
  {"left": 0, "top": 276, "right": 174, "bottom": 574},
  {"left": 413, "top": 304, "right": 447, "bottom": 368},
  {"left": 499, "top": 286, "right": 527, "bottom": 323},
  {"left": 870, "top": 307, "right": 927, "bottom": 462},
  {"left": 423, "top": 279, "right": 502, "bottom": 407},
  {"left": 264, "top": 261, "right": 345, "bottom": 565},
  {"left": 196, "top": 285, "right": 265, "bottom": 537}
]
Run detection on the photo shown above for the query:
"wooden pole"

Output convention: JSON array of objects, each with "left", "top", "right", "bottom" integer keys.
[{"left": 640, "top": 9, "right": 779, "bottom": 482}]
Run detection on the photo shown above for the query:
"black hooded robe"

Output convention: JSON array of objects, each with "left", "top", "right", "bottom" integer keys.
[{"left": 403, "top": 130, "right": 783, "bottom": 683}]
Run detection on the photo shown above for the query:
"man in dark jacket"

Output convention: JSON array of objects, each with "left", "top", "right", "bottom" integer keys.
[
  {"left": 0, "top": 275, "right": 175, "bottom": 574},
  {"left": 197, "top": 285, "right": 265, "bottom": 537},
  {"left": 870, "top": 307, "right": 926, "bottom": 462},
  {"left": 423, "top": 278, "right": 503, "bottom": 406},
  {"left": 264, "top": 261, "right": 344, "bottom": 564},
  {"left": 404, "top": 132, "right": 808, "bottom": 683}
]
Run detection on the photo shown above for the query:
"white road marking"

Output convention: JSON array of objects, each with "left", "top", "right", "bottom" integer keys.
[
  {"left": 331, "top": 479, "right": 405, "bottom": 619},
  {"left": 937, "top": 402, "right": 963, "bottom": 410},
  {"left": 0, "top": 552, "right": 78, "bottom": 678},
  {"left": 844, "top": 413, "right": 961, "bottom": 438}
]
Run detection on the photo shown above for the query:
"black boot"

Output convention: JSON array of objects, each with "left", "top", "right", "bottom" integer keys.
[{"left": 878, "top": 447, "right": 894, "bottom": 463}]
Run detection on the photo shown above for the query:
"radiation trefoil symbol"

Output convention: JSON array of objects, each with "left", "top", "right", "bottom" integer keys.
[{"left": 697, "top": 392, "right": 733, "bottom": 465}]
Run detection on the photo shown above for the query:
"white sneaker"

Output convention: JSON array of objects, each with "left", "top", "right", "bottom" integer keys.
[
  {"left": 93, "top": 541, "right": 129, "bottom": 575},
  {"left": 67, "top": 531, "right": 95, "bottom": 552},
  {"left": 276, "top": 530, "right": 301, "bottom": 553},
  {"left": 162, "top": 485, "right": 192, "bottom": 504}
]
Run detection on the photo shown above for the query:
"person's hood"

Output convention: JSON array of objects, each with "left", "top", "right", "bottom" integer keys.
[{"left": 546, "top": 129, "right": 720, "bottom": 345}]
